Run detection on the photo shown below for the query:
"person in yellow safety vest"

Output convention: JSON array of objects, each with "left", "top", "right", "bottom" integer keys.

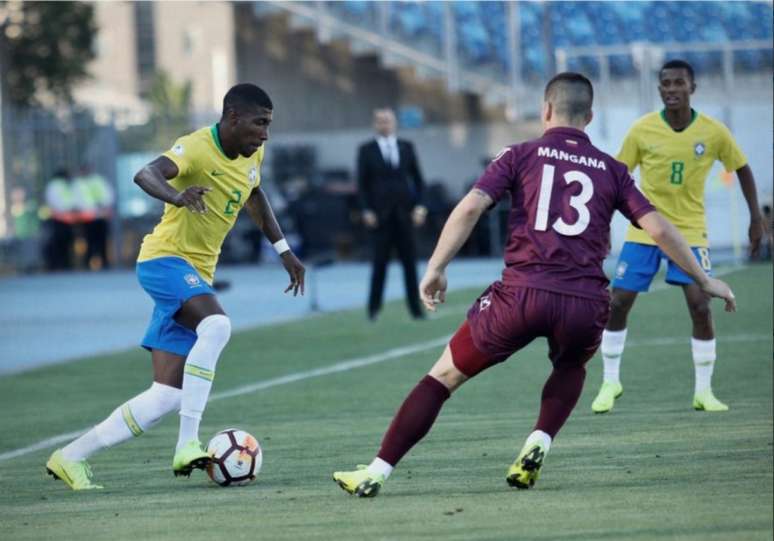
[
  {"left": 73, "top": 166, "right": 115, "bottom": 269},
  {"left": 44, "top": 168, "right": 77, "bottom": 270}
]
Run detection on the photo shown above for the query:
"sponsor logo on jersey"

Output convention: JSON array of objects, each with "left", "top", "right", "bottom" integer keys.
[
  {"left": 184, "top": 273, "right": 201, "bottom": 287},
  {"left": 248, "top": 166, "right": 257, "bottom": 186},
  {"left": 479, "top": 294, "right": 492, "bottom": 312},
  {"left": 172, "top": 144, "right": 184, "bottom": 156},
  {"left": 615, "top": 261, "right": 628, "bottom": 280},
  {"left": 211, "top": 170, "right": 225, "bottom": 177},
  {"left": 694, "top": 142, "right": 705, "bottom": 157}
]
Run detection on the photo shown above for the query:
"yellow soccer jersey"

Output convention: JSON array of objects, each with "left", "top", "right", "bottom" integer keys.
[
  {"left": 618, "top": 110, "right": 747, "bottom": 247},
  {"left": 137, "top": 125, "right": 263, "bottom": 283}
]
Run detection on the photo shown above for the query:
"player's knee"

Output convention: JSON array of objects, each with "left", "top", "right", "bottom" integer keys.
[
  {"left": 609, "top": 291, "right": 635, "bottom": 316},
  {"left": 428, "top": 371, "right": 464, "bottom": 392},
  {"left": 196, "top": 314, "right": 231, "bottom": 347},
  {"left": 146, "top": 382, "right": 182, "bottom": 414},
  {"left": 687, "top": 298, "right": 712, "bottom": 322},
  {"left": 428, "top": 363, "right": 468, "bottom": 393}
]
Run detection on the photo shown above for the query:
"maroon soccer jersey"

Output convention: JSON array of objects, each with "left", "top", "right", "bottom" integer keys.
[{"left": 474, "top": 127, "right": 655, "bottom": 300}]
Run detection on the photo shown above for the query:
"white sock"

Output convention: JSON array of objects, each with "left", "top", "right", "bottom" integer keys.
[
  {"left": 62, "top": 383, "right": 181, "bottom": 461},
  {"left": 367, "top": 457, "right": 394, "bottom": 480},
  {"left": 177, "top": 314, "right": 231, "bottom": 450},
  {"left": 692, "top": 337, "right": 716, "bottom": 394},
  {"left": 601, "top": 329, "right": 628, "bottom": 385},
  {"left": 524, "top": 430, "right": 552, "bottom": 453}
]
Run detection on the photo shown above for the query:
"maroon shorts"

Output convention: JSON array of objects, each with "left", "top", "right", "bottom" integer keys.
[{"left": 449, "top": 282, "right": 609, "bottom": 378}]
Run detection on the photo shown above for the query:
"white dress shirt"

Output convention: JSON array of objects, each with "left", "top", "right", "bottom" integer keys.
[{"left": 377, "top": 135, "right": 399, "bottom": 167}]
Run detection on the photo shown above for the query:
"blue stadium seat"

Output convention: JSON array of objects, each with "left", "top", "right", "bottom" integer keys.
[{"left": 322, "top": 1, "right": 772, "bottom": 79}]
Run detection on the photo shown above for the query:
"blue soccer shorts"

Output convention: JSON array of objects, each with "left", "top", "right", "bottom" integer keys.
[
  {"left": 611, "top": 242, "right": 713, "bottom": 292},
  {"left": 136, "top": 256, "right": 215, "bottom": 356}
]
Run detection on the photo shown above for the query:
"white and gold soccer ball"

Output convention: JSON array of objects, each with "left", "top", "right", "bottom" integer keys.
[{"left": 206, "top": 428, "right": 262, "bottom": 487}]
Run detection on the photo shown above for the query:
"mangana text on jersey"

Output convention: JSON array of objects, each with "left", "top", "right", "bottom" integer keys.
[{"left": 537, "top": 147, "right": 607, "bottom": 170}]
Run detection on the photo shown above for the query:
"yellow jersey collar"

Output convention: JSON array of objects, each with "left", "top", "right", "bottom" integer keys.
[{"left": 210, "top": 124, "right": 228, "bottom": 158}]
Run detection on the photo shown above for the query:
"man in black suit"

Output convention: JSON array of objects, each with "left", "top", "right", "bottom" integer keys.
[{"left": 358, "top": 108, "right": 427, "bottom": 320}]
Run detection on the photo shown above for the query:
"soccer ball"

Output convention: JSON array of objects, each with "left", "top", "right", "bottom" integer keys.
[{"left": 206, "top": 428, "right": 262, "bottom": 486}]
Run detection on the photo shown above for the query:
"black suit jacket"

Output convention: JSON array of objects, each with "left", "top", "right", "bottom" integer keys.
[{"left": 357, "top": 138, "right": 425, "bottom": 218}]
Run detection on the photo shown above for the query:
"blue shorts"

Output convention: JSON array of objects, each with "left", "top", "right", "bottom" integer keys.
[
  {"left": 612, "top": 242, "right": 712, "bottom": 292},
  {"left": 136, "top": 257, "right": 215, "bottom": 356}
]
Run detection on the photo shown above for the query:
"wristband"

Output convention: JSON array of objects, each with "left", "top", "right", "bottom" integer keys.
[{"left": 273, "top": 238, "right": 290, "bottom": 255}]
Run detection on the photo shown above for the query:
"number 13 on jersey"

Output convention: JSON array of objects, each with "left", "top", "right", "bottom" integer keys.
[{"left": 535, "top": 164, "right": 594, "bottom": 236}]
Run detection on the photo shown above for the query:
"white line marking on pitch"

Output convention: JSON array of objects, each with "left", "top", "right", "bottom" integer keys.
[
  {"left": 0, "top": 265, "right": 757, "bottom": 462},
  {"left": 0, "top": 336, "right": 450, "bottom": 462}
]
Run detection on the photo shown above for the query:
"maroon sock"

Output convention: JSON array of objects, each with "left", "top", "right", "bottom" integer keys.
[
  {"left": 377, "top": 375, "right": 451, "bottom": 466},
  {"left": 535, "top": 364, "right": 586, "bottom": 438}
]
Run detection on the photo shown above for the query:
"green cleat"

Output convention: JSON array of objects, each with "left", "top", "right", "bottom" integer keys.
[
  {"left": 591, "top": 381, "right": 624, "bottom": 413},
  {"left": 172, "top": 440, "right": 212, "bottom": 477},
  {"left": 693, "top": 390, "right": 729, "bottom": 412},
  {"left": 506, "top": 442, "right": 548, "bottom": 489},
  {"left": 45, "top": 449, "right": 103, "bottom": 491},
  {"left": 333, "top": 465, "right": 384, "bottom": 498}
]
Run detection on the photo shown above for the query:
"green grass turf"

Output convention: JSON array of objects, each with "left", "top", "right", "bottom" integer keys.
[{"left": 0, "top": 264, "right": 771, "bottom": 541}]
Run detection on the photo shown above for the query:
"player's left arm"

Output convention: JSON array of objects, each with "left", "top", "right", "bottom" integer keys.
[
  {"left": 718, "top": 123, "right": 764, "bottom": 257},
  {"left": 735, "top": 164, "right": 765, "bottom": 257},
  {"left": 420, "top": 188, "right": 492, "bottom": 311},
  {"left": 245, "top": 187, "right": 305, "bottom": 296}
]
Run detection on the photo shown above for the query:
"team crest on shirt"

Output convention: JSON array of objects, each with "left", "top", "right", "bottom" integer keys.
[
  {"left": 479, "top": 294, "right": 492, "bottom": 312},
  {"left": 172, "top": 143, "right": 184, "bottom": 156},
  {"left": 694, "top": 142, "right": 706, "bottom": 157},
  {"left": 248, "top": 166, "right": 257, "bottom": 186},
  {"left": 184, "top": 273, "right": 201, "bottom": 287},
  {"left": 615, "top": 261, "right": 628, "bottom": 280}
]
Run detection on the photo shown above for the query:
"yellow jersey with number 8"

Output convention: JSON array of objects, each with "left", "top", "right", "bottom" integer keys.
[
  {"left": 137, "top": 125, "right": 263, "bottom": 283},
  {"left": 617, "top": 110, "right": 746, "bottom": 247}
]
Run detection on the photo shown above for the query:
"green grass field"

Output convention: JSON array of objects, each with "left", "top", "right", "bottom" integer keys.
[{"left": 1, "top": 264, "right": 771, "bottom": 541}]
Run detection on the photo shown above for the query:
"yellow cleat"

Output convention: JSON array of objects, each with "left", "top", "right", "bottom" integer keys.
[
  {"left": 172, "top": 440, "right": 212, "bottom": 477},
  {"left": 506, "top": 443, "right": 547, "bottom": 489},
  {"left": 693, "top": 390, "right": 729, "bottom": 412},
  {"left": 333, "top": 465, "right": 384, "bottom": 498},
  {"left": 46, "top": 449, "right": 103, "bottom": 490},
  {"left": 591, "top": 381, "right": 624, "bottom": 414}
]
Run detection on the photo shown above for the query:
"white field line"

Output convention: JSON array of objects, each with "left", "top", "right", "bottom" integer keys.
[
  {"left": 0, "top": 336, "right": 449, "bottom": 462},
  {"left": 0, "top": 265, "right": 758, "bottom": 463}
]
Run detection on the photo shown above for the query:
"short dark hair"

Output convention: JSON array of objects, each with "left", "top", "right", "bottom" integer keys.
[
  {"left": 660, "top": 59, "right": 695, "bottom": 82},
  {"left": 223, "top": 83, "right": 273, "bottom": 115},
  {"left": 544, "top": 72, "right": 594, "bottom": 121}
]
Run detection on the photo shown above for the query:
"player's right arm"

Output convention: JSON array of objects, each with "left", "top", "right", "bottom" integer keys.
[
  {"left": 420, "top": 188, "right": 492, "bottom": 311},
  {"left": 637, "top": 211, "right": 736, "bottom": 312},
  {"left": 133, "top": 156, "right": 211, "bottom": 213}
]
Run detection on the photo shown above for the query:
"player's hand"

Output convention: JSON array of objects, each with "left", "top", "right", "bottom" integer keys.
[
  {"left": 700, "top": 277, "right": 737, "bottom": 313},
  {"left": 419, "top": 268, "right": 447, "bottom": 312},
  {"left": 748, "top": 217, "right": 765, "bottom": 258},
  {"left": 174, "top": 186, "right": 211, "bottom": 214},
  {"left": 412, "top": 205, "right": 428, "bottom": 227},
  {"left": 362, "top": 210, "right": 378, "bottom": 229},
  {"left": 280, "top": 251, "right": 305, "bottom": 296}
]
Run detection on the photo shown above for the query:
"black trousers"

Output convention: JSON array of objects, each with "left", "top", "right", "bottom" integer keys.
[
  {"left": 368, "top": 210, "right": 422, "bottom": 318},
  {"left": 84, "top": 218, "right": 110, "bottom": 268},
  {"left": 45, "top": 220, "right": 74, "bottom": 271}
]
